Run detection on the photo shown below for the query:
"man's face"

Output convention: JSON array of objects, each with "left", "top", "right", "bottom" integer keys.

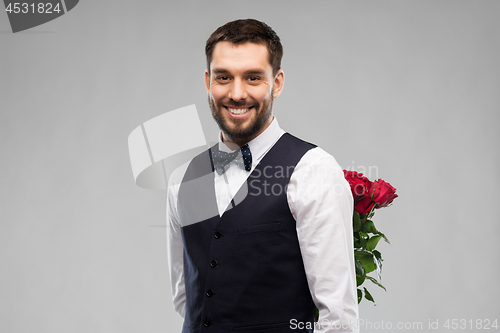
[{"left": 205, "top": 42, "right": 284, "bottom": 146}]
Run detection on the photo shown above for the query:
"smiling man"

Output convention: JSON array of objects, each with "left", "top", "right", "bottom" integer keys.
[
  {"left": 167, "top": 19, "right": 359, "bottom": 332},
  {"left": 206, "top": 40, "right": 281, "bottom": 147}
]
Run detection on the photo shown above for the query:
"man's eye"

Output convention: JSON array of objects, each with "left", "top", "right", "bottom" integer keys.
[
  {"left": 248, "top": 77, "right": 260, "bottom": 81},
  {"left": 217, "top": 76, "right": 229, "bottom": 81}
]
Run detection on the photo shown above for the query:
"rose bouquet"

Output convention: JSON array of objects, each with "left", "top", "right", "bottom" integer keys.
[{"left": 343, "top": 170, "right": 398, "bottom": 304}]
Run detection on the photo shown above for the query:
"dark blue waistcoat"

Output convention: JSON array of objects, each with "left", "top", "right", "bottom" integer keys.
[{"left": 178, "top": 133, "right": 316, "bottom": 333}]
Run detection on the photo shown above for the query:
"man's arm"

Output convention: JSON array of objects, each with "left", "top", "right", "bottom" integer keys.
[
  {"left": 288, "top": 148, "right": 359, "bottom": 333},
  {"left": 166, "top": 180, "right": 186, "bottom": 318}
]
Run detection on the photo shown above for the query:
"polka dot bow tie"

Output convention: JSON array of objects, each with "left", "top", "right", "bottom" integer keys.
[{"left": 211, "top": 144, "right": 252, "bottom": 175}]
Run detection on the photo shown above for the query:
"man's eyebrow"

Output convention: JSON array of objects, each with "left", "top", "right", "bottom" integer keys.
[
  {"left": 243, "top": 70, "right": 267, "bottom": 75},
  {"left": 211, "top": 69, "right": 268, "bottom": 75},
  {"left": 212, "top": 69, "right": 230, "bottom": 75}
]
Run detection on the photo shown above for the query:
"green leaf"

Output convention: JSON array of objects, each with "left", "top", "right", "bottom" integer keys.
[
  {"left": 355, "top": 250, "right": 376, "bottom": 274},
  {"left": 363, "top": 287, "right": 376, "bottom": 304},
  {"left": 372, "top": 250, "right": 383, "bottom": 280},
  {"left": 362, "top": 220, "right": 378, "bottom": 234},
  {"left": 372, "top": 250, "right": 383, "bottom": 271},
  {"left": 379, "top": 232, "right": 391, "bottom": 245},
  {"left": 353, "top": 212, "right": 361, "bottom": 232},
  {"left": 366, "top": 276, "right": 386, "bottom": 291},
  {"left": 366, "top": 235, "right": 382, "bottom": 252},
  {"left": 353, "top": 232, "right": 361, "bottom": 248},
  {"left": 357, "top": 289, "right": 362, "bottom": 304},
  {"left": 373, "top": 230, "right": 390, "bottom": 245},
  {"left": 359, "top": 236, "right": 367, "bottom": 250},
  {"left": 355, "top": 260, "right": 366, "bottom": 286}
]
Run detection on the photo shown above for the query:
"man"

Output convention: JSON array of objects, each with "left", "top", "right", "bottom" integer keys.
[{"left": 167, "top": 19, "right": 358, "bottom": 332}]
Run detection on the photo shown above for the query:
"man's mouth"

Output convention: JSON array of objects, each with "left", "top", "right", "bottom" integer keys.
[{"left": 225, "top": 106, "right": 253, "bottom": 115}]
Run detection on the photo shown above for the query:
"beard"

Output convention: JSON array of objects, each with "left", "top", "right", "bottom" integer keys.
[{"left": 208, "top": 90, "right": 274, "bottom": 143}]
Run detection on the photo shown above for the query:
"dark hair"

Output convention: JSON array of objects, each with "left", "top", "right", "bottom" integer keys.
[{"left": 205, "top": 19, "right": 283, "bottom": 75}]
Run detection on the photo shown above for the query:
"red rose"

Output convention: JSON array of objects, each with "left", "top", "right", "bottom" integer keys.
[
  {"left": 343, "top": 170, "right": 372, "bottom": 201},
  {"left": 354, "top": 196, "right": 375, "bottom": 216},
  {"left": 370, "top": 179, "right": 398, "bottom": 208},
  {"left": 343, "top": 170, "right": 376, "bottom": 216}
]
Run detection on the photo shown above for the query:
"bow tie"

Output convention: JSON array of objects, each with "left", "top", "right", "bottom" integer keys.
[{"left": 211, "top": 143, "right": 252, "bottom": 175}]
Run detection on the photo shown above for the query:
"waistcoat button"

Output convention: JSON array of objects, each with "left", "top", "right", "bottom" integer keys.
[
  {"left": 214, "top": 231, "right": 222, "bottom": 239},
  {"left": 203, "top": 318, "right": 211, "bottom": 327},
  {"left": 210, "top": 260, "right": 218, "bottom": 268},
  {"left": 206, "top": 289, "right": 214, "bottom": 297}
]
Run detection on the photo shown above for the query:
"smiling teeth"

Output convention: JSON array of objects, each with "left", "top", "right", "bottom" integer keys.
[{"left": 228, "top": 107, "right": 250, "bottom": 115}]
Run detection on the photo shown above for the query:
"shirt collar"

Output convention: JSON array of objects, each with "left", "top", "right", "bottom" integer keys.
[{"left": 217, "top": 117, "right": 285, "bottom": 162}]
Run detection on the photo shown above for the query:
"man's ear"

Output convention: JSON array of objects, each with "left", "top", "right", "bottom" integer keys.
[
  {"left": 273, "top": 69, "right": 285, "bottom": 98},
  {"left": 204, "top": 69, "right": 210, "bottom": 92}
]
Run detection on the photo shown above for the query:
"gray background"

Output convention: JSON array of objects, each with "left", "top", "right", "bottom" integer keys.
[{"left": 1, "top": 1, "right": 499, "bottom": 332}]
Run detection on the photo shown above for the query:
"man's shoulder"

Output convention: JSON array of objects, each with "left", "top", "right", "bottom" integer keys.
[
  {"left": 304, "top": 145, "right": 335, "bottom": 160},
  {"left": 281, "top": 132, "right": 317, "bottom": 150},
  {"left": 167, "top": 145, "right": 215, "bottom": 190},
  {"left": 167, "top": 160, "right": 190, "bottom": 191},
  {"left": 292, "top": 138, "right": 344, "bottom": 179},
  {"left": 282, "top": 133, "right": 335, "bottom": 161}
]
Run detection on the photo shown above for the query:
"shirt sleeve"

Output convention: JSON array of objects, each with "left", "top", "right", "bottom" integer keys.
[
  {"left": 166, "top": 177, "right": 186, "bottom": 318},
  {"left": 287, "top": 147, "right": 359, "bottom": 332}
]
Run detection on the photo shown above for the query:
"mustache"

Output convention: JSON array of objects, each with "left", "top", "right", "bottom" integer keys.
[{"left": 219, "top": 100, "right": 256, "bottom": 108}]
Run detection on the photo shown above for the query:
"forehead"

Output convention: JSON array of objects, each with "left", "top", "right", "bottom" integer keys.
[{"left": 210, "top": 41, "right": 272, "bottom": 73}]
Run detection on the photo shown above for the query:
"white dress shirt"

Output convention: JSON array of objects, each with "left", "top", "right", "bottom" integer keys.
[{"left": 166, "top": 118, "right": 359, "bottom": 332}]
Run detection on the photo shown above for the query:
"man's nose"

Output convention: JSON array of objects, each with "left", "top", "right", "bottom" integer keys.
[{"left": 228, "top": 78, "right": 247, "bottom": 101}]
